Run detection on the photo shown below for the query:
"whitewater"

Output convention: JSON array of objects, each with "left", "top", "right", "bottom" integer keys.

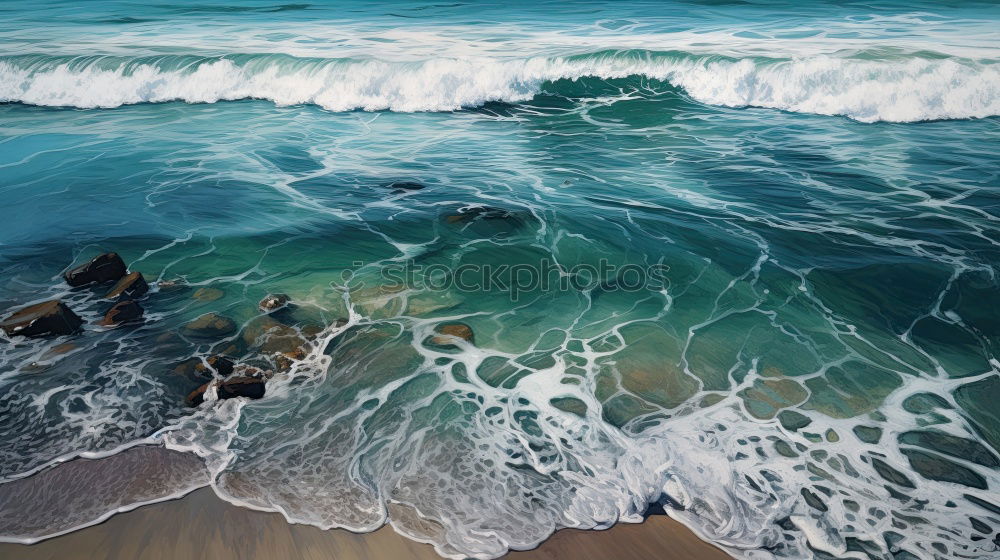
[{"left": 2, "top": 49, "right": 999, "bottom": 122}]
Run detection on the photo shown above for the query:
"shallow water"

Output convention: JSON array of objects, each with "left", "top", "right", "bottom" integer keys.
[{"left": 2, "top": 1, "right": 1000, "bottom": 559}]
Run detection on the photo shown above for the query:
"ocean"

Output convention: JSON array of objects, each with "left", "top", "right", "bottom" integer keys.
[{"left": 1, "top": 1, "right": 999, "bottom": 558}]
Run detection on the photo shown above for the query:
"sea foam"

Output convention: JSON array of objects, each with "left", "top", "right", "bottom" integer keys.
[{"left": 1, "top": 51, "right": 997, "bottom": 122}]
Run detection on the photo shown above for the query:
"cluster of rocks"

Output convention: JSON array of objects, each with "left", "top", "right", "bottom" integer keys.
[
  {"left": 176, "top": 292, "right": 305, "bottom": 407},
  {"left": 0, "top": 252, "right": 149, "bottom": 338},
  {"left": 4, "top": 249, "right": 479, "bottom": 412}
]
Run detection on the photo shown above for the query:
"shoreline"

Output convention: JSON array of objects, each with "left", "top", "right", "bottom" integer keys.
[{"left": 0, "top": 487, "right": 732, "bottom": 560}]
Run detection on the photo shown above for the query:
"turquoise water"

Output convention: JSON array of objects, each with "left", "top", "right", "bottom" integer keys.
[{"left": 1, "top": 1, "right": 999, "bottom": 558}]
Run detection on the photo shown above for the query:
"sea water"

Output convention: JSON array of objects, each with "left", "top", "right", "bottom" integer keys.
[{"left": 1, "top": 1, "right": 999, "bottom": 558}]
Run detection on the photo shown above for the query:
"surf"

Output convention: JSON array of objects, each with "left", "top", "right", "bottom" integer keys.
[{"left": 2, "top": 49, "right": 998, "bottom": 122}]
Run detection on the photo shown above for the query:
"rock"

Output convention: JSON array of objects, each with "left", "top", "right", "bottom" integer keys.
[
  {"left": 902, "top": 448, "right": 987, "bottom": 489},
  {"left": 193, "top": 355, "right": 235, "bottom": 377},
  {"left": 156, "top": 279, "right": 184, "bottom": 290},
  {"left": 185, "top": 376, "right": 266, "bottom": 407},
  {"left": 871, "top": 457, "right": 915, "bottom": 489},
  {"left": 258, "top": 293, "right": 290, "bottom": 313},
  {"left": 192, "top": 287, "right": 224, "bottom": 302},
  {"left": 430, "top": 322, "right": 474, "bottom": 346},
  {"left": 853, "top": 425, "right": 883, "bottom": 444},
  {"left": 801, "top": 488, "right": 828, "bottom": 512},
  {"left": 64, "top": 253, "right": 127, "bottom": 287},
  {"left": 385, "top": 181, "right": 425, "bottom": 191},
  {"left": 105, "top": 271, "right": 149, "bottom": 300},
  {"left": 898, "top": 430, "right": 999, "bottom": 468},
  {"left": 43, "top": 342, "right": 77, "bottom": 358},
  {"left": 242, "top": 316, "right": 305, "bottom": 353},
  {"left": 777, "top": 410, "right": 812, "bottom": 432},
  {"left": 1, "top": 300, "right": 83, "bottom": 337},
  {"left": 99, "top": 300, "right": 144, "bottom": 327},
  {"left": 444, "top": 206, "right": 516, "bottom": 224},
  {"left": 274, "top": 347, "right": 307, "bottom": 372},
  {"left": 182, "top": 313, "right": 237, "bottom": 338}
]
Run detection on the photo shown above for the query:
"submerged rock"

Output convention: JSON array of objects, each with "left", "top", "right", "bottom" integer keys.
[
  {"left": 902, "top": 448, "right": 987, "bottom": 489},
  {"left": 105, "top": 271, "right": 149, "bottom": 300},
  {"left": 1, "top": 300, "right": 83, "bottom": 337},
  {"left": 64, "top": 252, "right": 126, "bottom": 287},
  {"left": 430, "top": 322, "right": 474, "bottom": 346},
  {"left": 445, "top": 205, "right": 519, "bottom": 224},
  {"left": 193, "top": 355, "right": 235, "bottom": 377},
  {"left": 853, "top": 425, "right": 883, "bottom": 444},
  {"left": 273, "top": 347, "right": 307, "bottom": 372},
  {"left": 898, "top": 430, "right": 999, "bottom": 468},
  {"left": 870, "top": 456, "right": 915, "bottom": 489},
  {"left": 385, "top": 181, "right": 426, "bottom": 191},
  {"left": 777, "top": 409, "right": 812, "bottom": 432},
  {"left": 182, "top": 313, "right": 237, "bottom": 338},
  {"left": 242, "top": 316, "right": 307, "bottom": 353},
  {"left": 185, "top": 376, "right": 266, "bottom": 407},
  {"left": 99, "top": 300, "right": 144, "bottom": 327},
  {"left": 192, "top": 287, "right": 224, "bottom": 302},
  {"left": 258, "top": 293, "right": 290, "bottom": 313}
]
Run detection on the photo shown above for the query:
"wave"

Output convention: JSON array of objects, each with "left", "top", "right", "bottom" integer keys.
[{"left": 1, "top": 50, "right": 998, "bottom": 122}]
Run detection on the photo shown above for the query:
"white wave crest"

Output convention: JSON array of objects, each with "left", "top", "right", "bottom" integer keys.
[{"left": 1, "top": 53, "right": 998, "bottom": 122}]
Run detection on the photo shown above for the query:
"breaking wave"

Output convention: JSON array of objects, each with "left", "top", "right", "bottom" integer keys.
[{"left": 2, "top": 49, "right": 998, "bottom": 122}]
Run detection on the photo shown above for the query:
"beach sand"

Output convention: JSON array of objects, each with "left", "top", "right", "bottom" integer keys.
[{"left": 0, "top": 487, "right": 731, "bottom": 560}]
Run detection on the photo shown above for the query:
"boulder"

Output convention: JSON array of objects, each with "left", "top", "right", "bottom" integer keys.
[
  {"left": 105, "top": 271, "right": 149, "bottom": 300},
  {"left": 185, "top": 376, "right": 266, "bottom": 407},
  {"left": 194, "top": 355, "right": 235, "bottom": 377},
  {"left": 258, "top": 293, "right": 290, "bottom": 313},
  {"left": 242, "top": 316, "right": 306, "bottom": 353},
  {"left": 192, "top": 287, "right": 224, "bottom": 302},
  {"left": 430, "top": 322, "right": 474, "bottom": 346},
  {"left": 182, "top": 313, "right": 237, "bottom": 338},
  {"left": 64, "top": 253, "right": 127, "bottom": 287},
  {"left": 274, "top": 347, "right": 307, "bottom": 372},
  {"left": 99, "top": 300, "right": 144, "bottom": 327},
  {"left": 1, "top": 300, "right": 83, "bottom": 337}
]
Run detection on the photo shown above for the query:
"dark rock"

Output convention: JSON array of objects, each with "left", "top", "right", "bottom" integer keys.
[
  {"left": 964, "top": 493, "right": 1000, "bottom": 515},
  {"left": 192, "top": 287, "right": 224, "bottom": 302},
  {"left": 259, "top": 293, "right": 290, "bottom": 313},
  {"left": 777, "top": 409, "right": 812, "bottom": 432},
  {"left": 969, "top": 517, "right": 991, "bottom": 534},
  {"left": 99, "top": 300, "right": 144, "bottom": 326},
  {"left": 773, "top": 440, "right": 798, "bottom": 458},
  {"left": 550, "top": 397, "right": 587, "bottom": 417},
  {"left": 194, "top": 355, "right": 235, "bottom": 377},
  {"left": 242, "top": 316, "right": 305, "bottom": 353},
  {"left": 801, "top": 488, "right": 828, "bottom": 512},
  {"left": 853, "top": 425, "right": 883, "bottom": 444},
  {"left": 182, "top": 313, "right": 237, "bottom": 338},
  {"left": 64, "top": 253, "right": 127, "bottom": 287},
  {"left": 902, "top": 448, "right": 987, "bottom": 489},
  {"left": 902, "top": 392, "right": 952, "bottom": 414},
  {"left": 445, "top": 205, "right": 520, "bottom": 224},
  {"left": 1, "top": 300, "right": 83, "bottom": 337},
  {"left": 898, "top": 430, "right": 999, "bottom": 468},
  {"left": 185, "top": 376, "right": 265, "bottom": 407},
  {"left": 105, "top": 271, "right": 149, "bottom": 300},
  {"left": 430, "top": 322, "right": 474, "bottom": 346},
  {"left": 871, "top": 457, "right": 915, "bottom": 488},
  {"left": 273, "top": 347, "right": 307, "bottom": 372},
  {"left": 386, "top": 181, "right": 425, "bottom": 191}
]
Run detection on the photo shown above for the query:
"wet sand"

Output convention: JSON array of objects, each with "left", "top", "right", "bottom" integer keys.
[{"left": 0, "top": 487, "right": 731, "bottom": 560}]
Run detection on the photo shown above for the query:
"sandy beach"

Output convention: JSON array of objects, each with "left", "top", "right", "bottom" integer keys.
[{"left": 0, "top": 487, "right": 730, "bottom": 560}]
